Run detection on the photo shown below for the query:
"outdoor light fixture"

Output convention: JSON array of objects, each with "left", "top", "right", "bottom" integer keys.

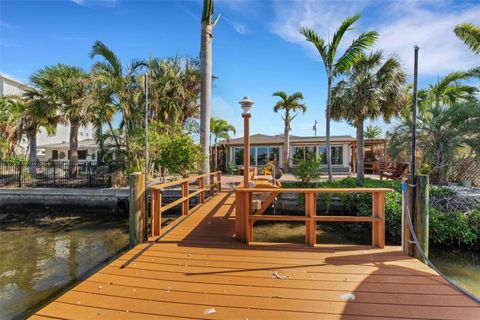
[{"left": 239, "top": 96, "right": 254, "bottom": 114}]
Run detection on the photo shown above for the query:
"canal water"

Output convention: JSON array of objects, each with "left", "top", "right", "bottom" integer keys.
[{"left": 0, "top": 214, "right": 129, "bottom": 320}]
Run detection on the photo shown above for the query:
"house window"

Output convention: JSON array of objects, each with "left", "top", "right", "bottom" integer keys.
[
  {"left": 78, "top": 150, "right": 87, "bottom": 160},
  {"left": 318, "top": 146, "right": 343, "bottom": 165},
  {"left": 234, "top": 147, "right": 244, "bottom": 165},
  {"left": 52, "top": 150, "right": 59, "bottom": 160},
  {"left": 257, "top": 147, "right": 268, "bottom": 165},
  {"left": 234, "top": 147, "right": 280, "bottom": 166},
  {"left": 331, "top": 146, "right": 343, "bottom": 165},
  {"left": 234, "top": 147, "right": 256, "bottom": 166},
  {"left": 292, "top": 146, "right": 317, "bottom": 164}
]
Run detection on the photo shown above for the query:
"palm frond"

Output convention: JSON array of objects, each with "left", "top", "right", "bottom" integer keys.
[
  {"left": 334, "top": 31, "right": 378, "bottom": 75},
  {"left": 454, "top": 23, "right": 480, "bottom": 54},
  {"left": 299, "top": 27, "right": 328, "bottom": 64},
  {"left": 329, "top": 14, "right": 361, "bottom": 65}
]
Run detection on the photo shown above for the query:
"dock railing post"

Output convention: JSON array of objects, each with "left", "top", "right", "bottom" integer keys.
[
  {"left": 182, "top": 180, "right": 189, "bottom": 215},
  {"left": 414, "top": 174, "right": 429, "bottom": 264},
  {"left": 199, "top": 176, "right": 205, "bottom": 203},
  {"left": 129, "top": 172, "right": 146, "bottom": 248}
]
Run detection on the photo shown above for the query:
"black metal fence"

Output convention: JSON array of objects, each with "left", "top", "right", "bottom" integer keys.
[{"left": 0, "top": 161, "right": 116, "bottom": 188}]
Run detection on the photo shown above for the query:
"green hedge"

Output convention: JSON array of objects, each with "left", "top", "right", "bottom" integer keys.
[{"left": 282, "top": 178, "right": 479, "bottom": 248}]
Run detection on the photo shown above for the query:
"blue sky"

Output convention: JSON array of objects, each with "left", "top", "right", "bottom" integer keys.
[{"left": 1, "top": 0, "right": 479, "bottom": 139}]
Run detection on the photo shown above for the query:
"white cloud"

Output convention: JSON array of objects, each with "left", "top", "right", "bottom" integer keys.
[
  {"left": 375, "top": 2, "right": 480, "bottom": 75},
  {"left": 271, "top": 0, "right": 480, "bottom": 75},
  {"left": 222, "top": 16, "right": 250, "bottom": 35},
  {"left": 71, "top": 0, "right": 119, "bottom": 8},
  {"left": 272, "top": 0, "right": 371, "bottom": 55}
]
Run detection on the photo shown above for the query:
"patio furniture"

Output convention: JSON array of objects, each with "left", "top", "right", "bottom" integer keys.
[
  {"left": 380, "top": 163, "right": 409, "bottom": 180},
  {"left": 227, "top": 161, "right": 239, "bottom": 174}
]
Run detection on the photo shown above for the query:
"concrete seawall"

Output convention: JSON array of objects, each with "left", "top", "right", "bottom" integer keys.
[
  {"left": 0, "top": 188, "right": 204, "bottom": 214},
  {"left": 0, "top": 188, "right": 129, "bottom": 214}
]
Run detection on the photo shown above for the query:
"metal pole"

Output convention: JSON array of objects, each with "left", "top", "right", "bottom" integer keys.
[
  {"left": 144, "top": 72, "right": 149, "bottom": 239},
  {"left": 144, "top": 72, "right": 149, "bottom": 182},
  {"left": 411, "top": 46, "right": 418, "bottom": 184},
  {"left": 411, "top": 45, "right": 419, "bottom": 239}
]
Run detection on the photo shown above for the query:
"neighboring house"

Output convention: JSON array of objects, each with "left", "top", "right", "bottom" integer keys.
[
  {"left": 38, "top": 139, "right": 99, "bottom": 163},
  {"left": 0, "top": 74, "right": 31, "bottom": 97},
  {"left": 223, "top": 134, "right": 352, "bottom": 173},
  {"left": 1, "top": 74, "right": 95, "bottom": 159},
  {"left": 222, "top": 134, "right": 389, "bottom": 174}
]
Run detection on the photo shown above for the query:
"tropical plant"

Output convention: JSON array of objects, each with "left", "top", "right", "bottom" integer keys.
[
  {"left": 90, "top": 40, "right": 143, "bottom": 169},
  {"left": 146, "top": 57, "right": 201, "bottom": 126},
  {"left": 28, "top": 64, "right": 90, "bottom": 176},
  {"left": 200, "top": 0, "right": 220, "bottom": 177},
  {"left": 389, "top": 103, "right": 479, "bottom": 185},
  {"left": 364, "top": 125, "right": 382, "bottom": 139},
  {"left": 454, "top": 23, "right": 480, "bottom": 54},
  {"left": 331, "top": 51, "right": 407, "bottom": 180},
  {"left": 0, "top": 96, "right": 24, "bottom": 159},
  {"left": 293, "top": 159, "right": 322, "bottom": 184},
  {"left": 11, "top": 93, "right": 57, "bottom": 174},
  {"left": 210, "top": 118, "right": 236, "bottom": 171},
  {"left": 156, "top": 125, "right": 204, "bottom": 178},
  {"left": 272, "top": 91, "right": 307, "bottom": 171},
  {"left": 299, "top": 15, "right": 378, "bottom": 182}
]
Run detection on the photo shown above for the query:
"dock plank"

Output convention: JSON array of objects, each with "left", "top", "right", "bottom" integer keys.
[{"left": 30, "top": 191, "right": 479, "bottom": 319}]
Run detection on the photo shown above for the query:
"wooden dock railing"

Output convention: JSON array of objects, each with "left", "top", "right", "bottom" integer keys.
[
  {"left": 235, "top": 187, "right": 393, "bottom": 248},
  {"left": 150, "top": 171, "right": 222, "bottom": 236}
]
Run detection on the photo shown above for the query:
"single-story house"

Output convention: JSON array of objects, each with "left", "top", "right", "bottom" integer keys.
[
  {"left": 221, "top": 134, "right": 388, "bottom": 174},
  {"left": 38, "top": 139, "right": 100, "bottom": 163}
]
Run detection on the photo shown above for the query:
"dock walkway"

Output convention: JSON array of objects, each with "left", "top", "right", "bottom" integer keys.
[{"left": 31, "top": 191, "right": 479, "bottom": 319}]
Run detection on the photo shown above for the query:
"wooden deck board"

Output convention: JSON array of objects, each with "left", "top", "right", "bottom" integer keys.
[{"left": 30, "top": 191, "right": 479, "bottom": 320}]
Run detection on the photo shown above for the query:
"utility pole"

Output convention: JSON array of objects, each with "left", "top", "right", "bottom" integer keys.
[{"left": 313, "top": 120, "right": 318, "bottom": 137}]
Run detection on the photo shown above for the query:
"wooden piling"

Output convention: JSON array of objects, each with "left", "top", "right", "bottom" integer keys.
[
  {"left": 414, "top": 174, "right": 429, "bottom": 264},
  {"left": 129, "top": 172, "right": 146, "bottom": 248}
]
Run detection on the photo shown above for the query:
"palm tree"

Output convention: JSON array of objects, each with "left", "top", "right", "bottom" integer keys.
[
  {"left": 30, "top": 64, "right": 90, "bottom": 176},
  {"left": 12, "top": 91, "right": 58, "bottom": 175},
  {"left": 299, "top": 15, "right": 378, "bottom": 182},
  {"left": 0, "top": 96, "right": 24, "bottom": 159},
  {"left": 388, "top": 73, "right": 478, "bottom": 184},
  {"left": 454, "top": 23, "right": 480, "bottom": 54},
  {"left": 147, "top": 57, "right": 200, "bottom": 126},
  {"left": 331, "top": 51, "right": 407, "bottom": 180},
  {"left": 272, "top": 91, "right": 307, "bottom": 171},
  {"left": 200, "top": 0, "right": 220, "bottom": 177},
  {"left": 90, "top": 40, "right": 143, "bottom": 168},
  {"left": 364, "top": 125, "right": 382, "bottom": 139},
  {"left": 210, "top": 118, "right": 236, "bottom": 171}
]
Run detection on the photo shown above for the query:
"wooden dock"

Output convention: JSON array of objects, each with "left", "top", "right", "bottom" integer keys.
[{"left": 30, "top": 191, "right": 479, "bottom": 319}]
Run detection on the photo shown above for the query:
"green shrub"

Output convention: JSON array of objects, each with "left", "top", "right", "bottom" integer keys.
[
  {"left": 293, "top": 159, "right": 322, "bottom": 184},
  {"left": 156, "top": 128, "right": 203, "bottom": 178},
  {"left": 430, "top": 209, "right": 477, "bottom": 247}
]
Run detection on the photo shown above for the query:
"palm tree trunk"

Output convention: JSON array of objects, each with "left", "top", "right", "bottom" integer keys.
[
  {"left": 28, "top": 129, "right": 37, "bottom": 176},
  {"left": 326, "top": 78, "right": 333, "bottom": 182},
  {"left": 356, "top": 118, "right": 365, "bottom": 181},
  {"left": 69, "top": 121, "right": 80, "bottom": 177},
  {"left": 200, "top": 21, "right": 212, "bottom": 178},
  {"left": 283, "top": 122, "right": 290, "bottom": 172}
]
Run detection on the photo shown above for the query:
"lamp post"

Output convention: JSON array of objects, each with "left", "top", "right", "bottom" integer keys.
[{"left": 239, "top": 96, "right": 254, "bottom": 187}]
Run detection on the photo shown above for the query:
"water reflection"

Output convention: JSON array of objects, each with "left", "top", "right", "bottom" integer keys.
[{"left": 0, "top": 216, "right": 128, "bottom": 320}]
